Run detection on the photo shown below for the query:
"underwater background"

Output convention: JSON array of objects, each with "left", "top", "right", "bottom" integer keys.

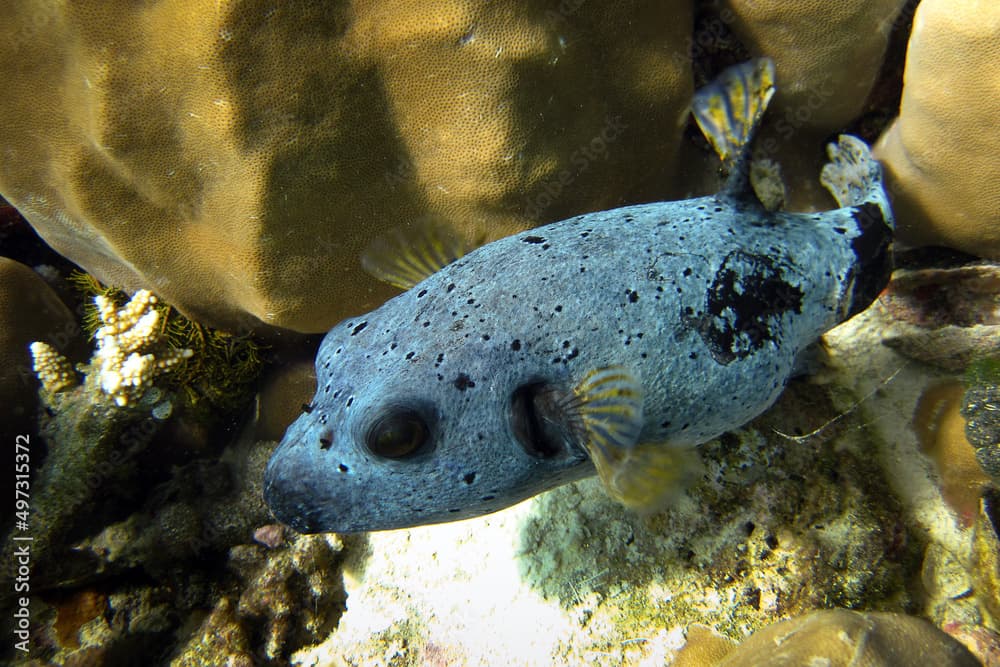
[{"left": 1, "top": 0, "right": 998, "bottom": 665}]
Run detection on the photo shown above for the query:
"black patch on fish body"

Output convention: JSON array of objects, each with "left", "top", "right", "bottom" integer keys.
[{"left": 692, "top": 250, "right": 804, "bottom": 365}]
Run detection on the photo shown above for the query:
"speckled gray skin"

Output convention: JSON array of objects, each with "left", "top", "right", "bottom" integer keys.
[{"left": 265, "top": 146, "right": 893, "bottom": 533}]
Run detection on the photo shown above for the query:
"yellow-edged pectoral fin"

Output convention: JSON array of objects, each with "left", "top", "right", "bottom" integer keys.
[
  {"left": 361, "top": 217, "right": 476, "bottom": 290},
  {"left": 572, "top": 366, "right": 644, "bottom": 458},
  {"left": 588, "top": 442, "right": 702, "bottom": 512}
]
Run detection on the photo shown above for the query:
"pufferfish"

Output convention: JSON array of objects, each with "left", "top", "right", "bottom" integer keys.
[{"left": 264, "top": 59, "right": 894, "bottom": 533}]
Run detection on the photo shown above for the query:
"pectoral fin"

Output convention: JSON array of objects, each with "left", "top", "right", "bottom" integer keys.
[{"left": 566, "top": 366, "right": 699, "bottom": 511}]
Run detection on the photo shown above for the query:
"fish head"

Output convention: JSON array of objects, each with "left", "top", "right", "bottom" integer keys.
[{"left": 263, "top": 295, "right": 593, "bottom": 533}]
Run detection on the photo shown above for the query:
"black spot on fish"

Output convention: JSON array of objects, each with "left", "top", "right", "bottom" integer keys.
[
  {"left": 338, "top": 463, "right": 348, "bottom": 472},
  {"left": 467, "top": 298, "right": 475, "bottom": 304},
  {"left": 481, "top": 495, "right": 496, "bottom": 501},
  {"left": 691, "top": 250, "right": 804, "bottom": 365},
  {"left": 319, "top": 437, "right": 332, "bottom": 450},
  {"left": 511, "top": 339, "right": 522, "bottom": 351},
  {"left": 406, "top": 351, "right": 415, "bottom": 360},
  {"left": 447, "top": 283, "right": 456, "bottom": 293},
  {"left": 417, "top": 289, "right": 427, "bottom": 297},
  {"left": 482, "top": 334, "right": 490, "bottom": 341},
  {"left": 454, "top": 373, "right": 475, "bottom": 390},
  {"left": 661, "top": 420, "right": 672, "bottom": 428},
  {"left": 542, "top": 243, "right": 551, "bottom": 250},
  {"left": 554, "top": 305, "right": 563, "bottom": 312},
  {"left": 301, "top": 403, "right": 313, "bottom": 414},
  {"left": 463, "top": 472, "right": 476, "bottom": 484},
  {"left": 346, "top": 397, "right": 353, "bottom": 407},
  {"left": 626, "top": 289, "right": 639, "bottom": 303},
  {"left": 683, "top": 267, "right": 693, "bottom": 277},
  {"left": 522, "top": 236, "right": 546, "bottom": 244},
  {"left": 422, "top": 321, "right": 430, "bottom": 327},
  {"left": 351, "top": 321, "right": 367, "bottom": 335}
]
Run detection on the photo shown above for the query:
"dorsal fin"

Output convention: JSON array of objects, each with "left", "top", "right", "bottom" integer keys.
[
  {"left": 691, "top": 58, "right": 776, "bottom": 199},
  {"left": 361, "top": 217, "right": 476, "bottom": 290}
]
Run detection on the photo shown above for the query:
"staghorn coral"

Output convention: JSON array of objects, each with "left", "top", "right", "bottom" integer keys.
[
  {"left": 874, "top": 0, "right": 1000, "bottom": 258},
  {"left": 30, "top": 341, "right": 77, "bottom": 395},
  {"left": 0, "top": 0, "right": 693, "bottom": 333}
]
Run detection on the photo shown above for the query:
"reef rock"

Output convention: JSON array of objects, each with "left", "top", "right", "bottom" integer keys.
[{"left": 0, "top": 0, "right": 692, "bottom": 332}]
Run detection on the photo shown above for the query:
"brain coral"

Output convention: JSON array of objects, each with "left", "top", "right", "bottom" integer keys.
[
  {"left": 0, "top": 0, "right": 692, "bottom": 332},
  {"left": 874, "top": 0, "right": 1000, "bottom": 259}
]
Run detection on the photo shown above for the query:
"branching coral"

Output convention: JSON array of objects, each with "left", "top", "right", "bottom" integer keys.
[
  {"left": 93, "top": 291, "right": 193, "bottom": 406},
  {"left": 30, "top": 289, "right": 192, "bottom": 407},
  {"left": 30, "top": 341, "right": 77, "bottom": 394},
  {"left": 68, "top": 271, "right": 264, "bottom": 412}
]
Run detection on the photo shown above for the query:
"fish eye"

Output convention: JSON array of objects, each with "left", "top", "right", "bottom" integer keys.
[
  {"left": 510, "top": 383, "right": 567, "bottom": 459},
  {"left": 365, "top": 408, "right": 430, "bottom": 459}
]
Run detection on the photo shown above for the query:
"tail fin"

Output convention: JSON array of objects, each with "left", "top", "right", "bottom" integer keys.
[
  {"left": 692, "top": 58, "right": 776, "bottom": 198},
  {"left": 822, "top": 135, "right": 895, "bottom": 319},
  {"left": 820, "top": 135, "right": 895, "bottom": 231}
]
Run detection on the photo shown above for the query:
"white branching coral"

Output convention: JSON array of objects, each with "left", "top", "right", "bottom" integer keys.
[
  {"left": 30, "top": 289, "right": 193, "bottom": 407},
  {"left": 30, "top": 341, "right": 77, "bottom": 394},
  {"left": 92, "top": 290, "right": 192, "bottom": 406}
]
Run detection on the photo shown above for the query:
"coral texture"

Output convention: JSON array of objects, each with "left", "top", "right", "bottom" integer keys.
[
  {"left": 717, "top": 0, "right": 907, "bottom": 209},
  {"left": 721, "top": 0, "right": 906, "bottom": 131},
  {"left": 874, "top": 0, "right": 1000, "bottom": 258},
  {"left": 0, "top": 0, "right": 693, "bottom": 332}
]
